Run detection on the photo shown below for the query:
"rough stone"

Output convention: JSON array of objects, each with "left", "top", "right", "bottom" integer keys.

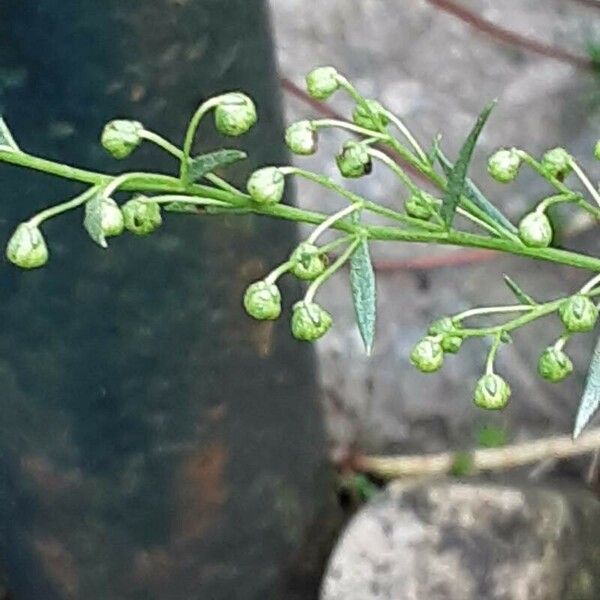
[{"left": 321, "top": 479, "right": 600, "bottom": 600}]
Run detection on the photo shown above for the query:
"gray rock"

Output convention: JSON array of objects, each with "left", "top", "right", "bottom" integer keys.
[{"left": 321, "top": 479, "right": 600, "bottom": 600}]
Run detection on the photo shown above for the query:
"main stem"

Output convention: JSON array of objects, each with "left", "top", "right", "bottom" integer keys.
[{"left": 2, "top": 149, "right": 600, "bottom": 273}]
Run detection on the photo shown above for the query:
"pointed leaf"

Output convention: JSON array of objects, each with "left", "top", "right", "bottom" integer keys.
[
  {"left": 440, "top": 100, "right": 496, "bottom": 228},
  {"left": 349, "top": 237, "right": 376, "bottom": 354},
  {"left": 0, "top": 116, "right": 20, "bottom": 152},
  {"left": 502, "top": 274, "right": 537, "bottom": 305},
  {"left": 187, "top": 149, "right": 246, "bottom": 183},
  {"left": 84, "top": 193, "right": 108, "bottom": 248},
  {"left": 574, "top": 335, "right": 600, "bottom": 438},
  {"left": 437, "top": 149, "right": 518, "bottom": 235}
]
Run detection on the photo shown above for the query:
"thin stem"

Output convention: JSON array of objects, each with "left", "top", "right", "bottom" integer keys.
[
  {"left": 305, "top": 237, "right": 360, "bottom": 303},
  {"left": 29, "top": 186, "right": 99, "bottom": 226},
  {"left": 318, "top": 235, "right": 355, "bottom": 254},
  {"left": 139, "top": 129, "right": 183, "bottom": 159},
  {"left": 180, "top": 96, "right": 223, "bottom": 182},
  {"left": 307, "top": 203, "right": 362, "bottom": 244},
  {"left": 367, "top": 147, "right": 420, "bottom": 192},
  {"left": 311, "top": 119, "right": 389, "bottom": 140},
  {"left": 569, "top": 158, "right": 600, "bottom": 208},
  {"left": 143, "top": 194, "right": 233, "bottom": 208},
  {"left": 581, "top": 273, "right": 600, "bottom": 294},
  {"left": 485, "top": 334, "right": 502, "bottom": 375},
  {"left": 380, "top": 108, "right": 428, "bottom": 163},
  {"left": 265, "top": 261, "right": 293, "bottom": 284},
  {"left": 454, "top": 304, "right": 535, "bottom": 323}
]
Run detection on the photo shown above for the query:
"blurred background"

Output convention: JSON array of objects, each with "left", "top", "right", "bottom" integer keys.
[{"left": 0, "top": 0, "right": 600, "bottom": 598}]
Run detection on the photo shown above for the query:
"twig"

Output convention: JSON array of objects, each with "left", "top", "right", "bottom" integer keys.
[
  {"left": 426, "top": 0, "right": 595, "bottom": 71},
  {"left": 354, "top": 427, "right": 600, "bottom": 479}
]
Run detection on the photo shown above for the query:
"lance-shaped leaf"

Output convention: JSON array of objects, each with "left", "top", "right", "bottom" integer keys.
[
  {"left": 0, "top": 116, "right": 20, "bottom": 152},
  {"left": 440, "top": 100, "right": 496, "bottom": 228},
  {"left": 574, "top": 335, "right": 600, "bottom": 438},
  {"left": 350, "top": 237, "right": 376, "bottom": 354},
  {"left": 502, "top": 274, "right": 537, "bottom": 305},
  {"left": 437, "top": 149, "right": 518, "bottom": 236},
  {"left": 186, "top": 149, "right": 246, "bottom": 183},
  {"left": 84, "top": 193, "right": 109, "bottom": 248}
]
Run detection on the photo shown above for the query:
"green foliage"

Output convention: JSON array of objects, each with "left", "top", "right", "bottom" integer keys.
[{"left": 4, "top": 67, "right": 600, "bottom": 437}]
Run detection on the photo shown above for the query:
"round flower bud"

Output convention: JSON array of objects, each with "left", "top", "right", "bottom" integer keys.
[
  {"left": 101, "top": 120, "right": 144, "bottom": 159},
  {"left": 487, "top": 149, "right": 521, "bottom": 183},
  {"left": 405, "top": 191, "right": 435, "bottom": 220},
  {"left": 243, "top": 281, "right": 282, "bottom": 321},
  {"left": 122, "top": 197, "right": 162, "bottom": 236},
  {"left": 441, "top": 335, "right": 463, "bottom": 354},
  {"left": 214, "top": 93, "right": 257, "bottom": 137},
  {"left": 305, "top": 66, "right": 340, "bottom": 100},
  {"left": 559, "top": 294, "right": 599, "bottom": 333},
  {"left": 247, "top": 167, "right": 285, "bottom": 205},
  {"left": 352, "top": 99, "right": 389, "bottom": 131},
  {"left": 473, "top": 374, "right": 511, "bottom": 410},
  {"left": 97, "top": 196, "right": 124, "bottom": 238},
  {"left": 6, "top": 222, "right": 49, "bottom": 269},
  {"left": 518, "top": 211, "right": 552, "bottom": 248},
  {"left": 538, "top": 346, "right": 573, "bottom": 383},
  {"left": 428, "top": 316, "right": 455, "bottom": 336},
  {"left": 289, "top": 242, "right": 327, "bottom": 281},
  {"left": 335, "top": 141, "right": 372, "bottom": 178},
  {"left": 410, "top": 337, "right": 444, "bottom": 373},
  {"left": 541, "top": 147, "right": 572, "bottom": 180},
  {"left": 291, "top": 301, "right": 333, "bottom": 341},
  {"left": 594, "top": 140, "right": 600, "bottom": 161},
  {"left": 285, "top": 120, "right": 318, "bottom": 155}
]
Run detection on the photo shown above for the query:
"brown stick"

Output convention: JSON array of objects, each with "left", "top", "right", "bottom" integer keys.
[
  {"left": 426, "top": 0, "right": 595, "bottom": 71},
  {"left": 355, "top": 427, "right": 600, "bottom": 479}
]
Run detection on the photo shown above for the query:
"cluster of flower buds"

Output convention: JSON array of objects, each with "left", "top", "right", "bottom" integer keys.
[
  {"left": 410, "top": 317, "right": 465, "bottom": 374},
  {"left": 352, "top": 99, "right": 389, "bottom": 131},
  {"left": 336, "top": 141, "right": 372, "bottom": 178},
  {"left": 518, "top": 209, "right": 553, "bottom": 248},
  {"left": 214, "top": 93, "right": 257, "bottom": 137},
  {"left": 487, "top": 148, "right": 521, "bottom": 183},
  {"left": 289, "top": 242, "right": 328, "bottom": 281},
  {"left": 243, "top": 281, "right": 282, "bottom": 321},
  {"left": 404, "top": 190, "right": 437, "bottom": 221},
  {"left": 89, "top": 196, "right": 125, "bottom": 239},
  {"left": 247, "top": 167, "right": 285, "bottom": 205},
  {"left": 291, "top": 301, "right": 333, "bottom": 341},
  {"left": 305, "top": 66, "right": 341, "bottom": 100},
  {"left": 473, "top": 373, "right": 511, "bottom": 410},
  {"left": 540, "top": 147, "right": 572, "bottom": 181},
  {"left": 5, "top": 222, "right": 49, "bottom": 269},
  {"left": 285, "top": 120, "right": 318, "bottom": 156},
  {"left": 559, "top": 294, "right": 598, "bottom": 333},
  {"left": 537, "top": 345, "right": 573, "bottom": 383},
  {"left": 101, "top": 120, "right": 144, "bottom": 159},
  {"left": 122, "top": 197, "right": 162, "bottom": 236}
]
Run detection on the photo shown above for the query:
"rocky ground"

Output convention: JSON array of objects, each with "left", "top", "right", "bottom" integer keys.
[{"left": 270, "top": 0, "right": 600, "bottom": 455}]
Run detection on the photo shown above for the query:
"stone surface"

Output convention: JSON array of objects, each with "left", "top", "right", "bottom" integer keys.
[
  {"left": 321, "top": 479, "right": 600, "bottom": 600},
  {"left": 269, "top": 1, "right": 600, "bottom": 454}
]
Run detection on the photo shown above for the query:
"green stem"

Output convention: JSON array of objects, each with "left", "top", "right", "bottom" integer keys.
[
  {"left": 485, "top": 335, "right": 502, "bottom": 375},
  {"left": 29, "top": 186, "right": 99, "bottom": 226},
  {"left": 311, "top": 119, "right": 388, "bottom": 140},
  {"left": 305, "top": 237, "right": 360, "bottom": 303},
  {"left": 307, "top": 203, "right": 362, "bottom": 244},
  {"left": 380, "top": 108, "right": 428, "bottom": 163},
  {"left": 265, "top": 260, "right": 293, "bottom": 284},
  {"left": 454, "top": 304, "right": 535, "bottom": 323}
]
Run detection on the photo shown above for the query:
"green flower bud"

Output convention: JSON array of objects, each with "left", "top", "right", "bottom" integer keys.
[
  {"left": 291, "top": 301, "right": 333, "bottom": 341},
  {"left": 487, "top": 149, "right": 521, "bottom": 183},
  {"left": 122, "top": 197, "right": 162, "bottom": 236},
  {"left": 289, "top": 242, "right": 328, "bottom": 281},
  {"left": 243, "top": 281, "right": 282, "bottom": 321},
  {"left": 441, "top": 335, "right": 463, "bottom": 354},
  {"left": 428, "top": 316, "right": 455, "bottom": 336},
  {"left": 247, "top": 167, "right": 285, "bottom": 205},
  {"left": 410, "top": 337, "right": 444, "bottom": 373},
  {"left": 541, "top": 147, "right": 572, "bottom": 180},
  {"left": 214, "top": 93, "right": 257, "bottom": 137},
  {"left": 594, "top": 140, "right": 600, "bottom": 161},
  {"left": 352, "top": 99, "right": 389, "bottom": 131},
  {"left": 518, "top": 211, "right": 552, "bottom": 248},
  {"left": 305, "top": 66, "right": 340, "bottom": 100},
  {"left": 473, "top": 374, "right": 511, "bottom": 410},
  {"left": 559, "top": 294, "right": 598, "bottom": 333},
  {"left": 101, "top": 120, "right": 144, "bottom": 159},
  {"left": 537, "top": 346, "right": 573, "bottom": 383},
  {"left": 97, "top": 196, "right": 125, "bottom": 238},
  {"left": 6, "top": 222, "right": 49, "bottom": 269},
  {"left": 404, "top": 191, "right": 435, "bottom": 220},
  {"left": 335, "top": 141, "right": 372, "bottom": 178},
  {"left": 285, "top": 120, "right": 318, "bottom": 155}
]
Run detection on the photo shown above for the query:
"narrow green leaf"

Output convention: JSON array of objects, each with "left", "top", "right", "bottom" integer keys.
[
  {"left": 440, "top": 100, "right": 496, "bottom": 228},
  {"left": 437, "top": 149, "right": 518, "bottom": 235},
  {"left": 0, "top": 116, "right": 20, "bottom": 152},
  {"left": 574, "top": 335, "right": 600, "bottom": 438},
  {"left": 83, "top": 193, "right": 108, "bottom": 248},
  {"left": 349, "top": 237, "right": 376, "bottom": 354},
  {"left": 502, "top": 274, "right": 537, "bottom": 305},
  {"left": 187, "top": 149, "right": 246, "bottom": 183}
]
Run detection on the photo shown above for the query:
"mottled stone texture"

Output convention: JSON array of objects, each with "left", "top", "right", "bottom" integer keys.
[
  {"left": 322, "top": 479, "right": 600, "bottom": 600},
  {"left": 0, "top": 2, "right": 336, "bottom": 599}
]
